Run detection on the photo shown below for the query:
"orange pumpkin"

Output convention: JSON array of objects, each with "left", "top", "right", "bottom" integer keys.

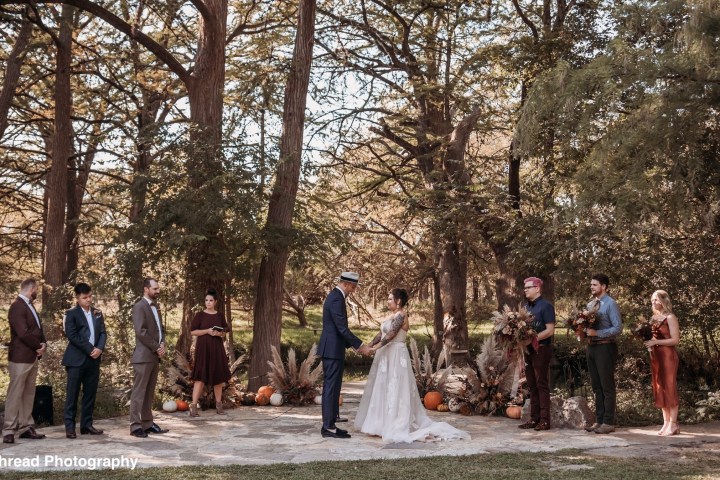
[
  {"left": 423, "top": 391, "right": 443, "bottom": 410},
  {"left": 506, "top": 405, "right": 522, "bottom": 419},
  {"left": 258, "top": 385, "right": 275, "bottom": 398},
  {"left": 255, "top": 393, "right": 270, "bottom": 406},
  {"left": 175, "top": 400, "right": 189, "bottom": 411}
]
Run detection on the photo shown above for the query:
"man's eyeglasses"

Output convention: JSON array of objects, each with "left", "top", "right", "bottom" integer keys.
[{"left": 523, "top": 286, "right": 538, "bottom": 290}]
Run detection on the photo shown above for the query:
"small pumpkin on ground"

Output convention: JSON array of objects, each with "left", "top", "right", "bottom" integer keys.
[
  {"left": 175, "top": 399, "right": 189, "bottom": 411},
  {"left": 506, "top": 405, "right": 522, "bottom": 419},
  {"left": 423, "top": 391, "right": 443, "bottom": 410},
  {"left": 436, "top": 403, "right": 450, "bottom": 412},
  {"left": 258, "top": 385, "right": 275, "bottom": 398},
  {"left": 255, "top": 393, "right": 270, "bottom": 406}
]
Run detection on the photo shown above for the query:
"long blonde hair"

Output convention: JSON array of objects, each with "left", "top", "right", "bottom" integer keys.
[{"left": 651, "top": 290, "right": 673, "bottom": 315}]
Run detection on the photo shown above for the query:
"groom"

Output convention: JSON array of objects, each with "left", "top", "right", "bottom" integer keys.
[{"left": 318, "top": 272, "right": 369, "bottom": 438}]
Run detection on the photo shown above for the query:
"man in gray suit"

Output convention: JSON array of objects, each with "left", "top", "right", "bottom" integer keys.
[{"left": 129, "top": 277, "right": 168, "bottom": 438}]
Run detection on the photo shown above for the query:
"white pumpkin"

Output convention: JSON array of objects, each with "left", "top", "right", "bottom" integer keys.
[
  {"left": 162, "top": 400, "right": 178, "bottom": 412},
  {"left": 314, "top": 395, "right": 322, "bottom": 405},
  {"left": 270, "top": 393, "right": 284, "bottom": 406}
]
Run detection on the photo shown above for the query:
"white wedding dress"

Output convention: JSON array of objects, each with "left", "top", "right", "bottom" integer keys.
[{"left": 354, "top": 315, "right": 470, "bottom": 444}]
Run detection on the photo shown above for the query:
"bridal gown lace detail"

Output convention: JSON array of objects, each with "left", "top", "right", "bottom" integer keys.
[{"left": 355, "top": 314, "right": 470, "bottom": 444}]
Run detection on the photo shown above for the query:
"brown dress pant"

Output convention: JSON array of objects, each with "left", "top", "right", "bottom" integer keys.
[
  {"left": 525, "top": 345, "right": 553, "bottom": 423},
  {"left": 129, "top": 360, "right": 159, "bottom": 432}
]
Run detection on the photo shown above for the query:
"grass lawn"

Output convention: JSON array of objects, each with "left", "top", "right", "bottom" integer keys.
[{"left": 0, "top": 449, "right": 718, "bottom": 479}]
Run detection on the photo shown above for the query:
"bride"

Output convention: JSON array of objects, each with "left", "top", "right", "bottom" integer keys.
[{"left": 354, "top": 288, "right": 470, "bottom": 443}]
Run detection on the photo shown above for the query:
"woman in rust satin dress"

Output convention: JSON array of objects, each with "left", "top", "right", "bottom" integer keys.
[{"left": 643, "top": 290, "right": 680, "bottom": 436}]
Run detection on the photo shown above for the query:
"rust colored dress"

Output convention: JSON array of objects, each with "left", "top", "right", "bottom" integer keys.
[
  {"left": 190, "top": 312, "right": 231, "bottom": 385},
  {"left": 649, "top": 316, "right": 679, "bottom": 408}
]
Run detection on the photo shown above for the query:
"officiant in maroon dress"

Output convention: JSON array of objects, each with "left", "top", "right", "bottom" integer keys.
[{"left": 189, "top": 288, "right": 231, "bottom": 417}]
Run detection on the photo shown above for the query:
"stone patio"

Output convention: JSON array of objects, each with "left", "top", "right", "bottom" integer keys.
[{"left": 0, "top": 381, "right": 718, "bottom": 471}]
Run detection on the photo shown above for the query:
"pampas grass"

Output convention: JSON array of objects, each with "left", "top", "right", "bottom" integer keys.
[{"left": 267, "top": 344, "right": 323, "bottom": 405}]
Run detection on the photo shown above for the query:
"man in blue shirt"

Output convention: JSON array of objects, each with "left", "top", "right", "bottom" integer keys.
[
  {"left": 518, "top": 277, "right": 555, "bottom": 431},
  {"left": 584, "top": 273, "right": 623, "bottom": 434}
]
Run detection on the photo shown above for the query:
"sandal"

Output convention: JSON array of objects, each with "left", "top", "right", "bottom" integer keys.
[
  {"left": 216, "top": 402, "right": 226, "bottom": 415},
  {"left": 189, "top": 403, "right": 200, "bottom": 417}
]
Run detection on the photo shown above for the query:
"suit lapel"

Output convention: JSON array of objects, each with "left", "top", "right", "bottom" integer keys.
[{"left": 22, "top": 298, "right": 42, "bottom": 331}]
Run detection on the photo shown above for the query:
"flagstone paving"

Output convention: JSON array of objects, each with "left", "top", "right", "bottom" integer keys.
[{"left": 0, "top": 382, "right": 718, "bottom": 471}]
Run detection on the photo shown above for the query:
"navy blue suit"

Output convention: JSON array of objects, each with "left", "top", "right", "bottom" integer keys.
[
  {"left": 318, "top": 287, "right": 362, "bottom": 430},
  {"left": 62, "top": 305, "right": 107, "bottom": 431}
]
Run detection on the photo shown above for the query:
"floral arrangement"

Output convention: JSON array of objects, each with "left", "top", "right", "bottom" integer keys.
[
  {"left": 631, "top": 315, "right": 654, "bottom": 342},
  {"left": 266, "top": 344, "right": 323, "bottom": 405},
  {"left": 436, "top": 336, "right": 516, "bottom": 416},
  {"left": 409, "top": 337, "right": 446, "bottom": 397},
  {"left": 564, "top": 299, "right": 599, "bottom": 341},
  {"left": 492, "top": 305, "right": 538, "bottom": 353}
]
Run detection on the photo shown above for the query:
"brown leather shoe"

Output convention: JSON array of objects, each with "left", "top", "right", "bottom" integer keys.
[
  {"left": 66, "top": 430, "right": 77, "bottom": 439},
  {"left": 584, "top": 422, "right": 600, "bottom": 432},
  {"left": 534, "top": 420, "right": 551, "bottom": 431},
  {"left": 19, "top": 427, "right": 45, "bottom": 439},
  {"left": 518, "top": 420, "right": 538, "bottom": 429},
  {"left": 3, "top": 434, "right": 14, "bottom": 444}
]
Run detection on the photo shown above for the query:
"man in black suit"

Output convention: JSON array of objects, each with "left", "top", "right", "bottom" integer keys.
[
  {"left": 318, "top": 272, "right": 369, "bottom": 439},
  {"left": 62, "top": 282, "right": 107, "bottom": 439}
]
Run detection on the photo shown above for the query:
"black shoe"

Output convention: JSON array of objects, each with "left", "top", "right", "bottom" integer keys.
[
  {"left": 66, "top": 430, "right": 77, "bottom": 439},
  {"left": 130, "top": 428, "right": 148, "bottom": 438},
  {"left": 518, "top": 420, "right": 538, "bottom": 429},
  {"left": 321, "top": 428, "right": 351, "bottom": 438},
  {"left": 3, "top": 434, "right": 14, "bottom": 444},
  {"left": 336, "top": 416, "right": 348, "bottom": 423},
  {"left": 144, "top": 423, "right": 169, "bottom": 434},
  {"left": 335, "top": 427, "right": 348, "bottom": 435},
  {"left": 81, "top": 426, "right": 104, "bottom": 435},
  {"left": 19, "top": 427, "right": 45, "bottom": 439}
]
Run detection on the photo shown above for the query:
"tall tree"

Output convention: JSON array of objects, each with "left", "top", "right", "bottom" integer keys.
[{"left": 248, "top": 0, "right": 317, "bottom": 391}]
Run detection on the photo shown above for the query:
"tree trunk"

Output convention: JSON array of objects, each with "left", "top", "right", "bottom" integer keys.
[
  {"left": 439, "top": 240, "right": 469, "bottom": 366},
  {"left": 0, "top": 11, "right": 32, "bottom": 140},
  {"left": 491, "top": 242, "right": 522, "bottom": 309},
  {"left": 225, "top": 278, "right": 236, "bottom": 364},
  {"left": 431, "top": 271, "right": 444, "bottom": 358},
  {"left": 42, "top": 4, "right": 74, "bottom": 313},
  {"left": 248, "top": 0, "right": 317, "bottom": 391},
  {"left": 176, "top": 0, "right": 229, "bottom": 359},
  {"left": 64, "top": 123, "right": 99, "bottom": 283}
]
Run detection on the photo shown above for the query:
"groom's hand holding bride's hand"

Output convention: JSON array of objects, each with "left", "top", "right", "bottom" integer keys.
[{"left": 357, "top": 344, "right": 371, "bottom": 356}]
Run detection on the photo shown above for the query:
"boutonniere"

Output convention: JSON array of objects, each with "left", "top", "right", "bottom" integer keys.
[{"left": 92, "top": 310, "right": 103, "bottom": 321}]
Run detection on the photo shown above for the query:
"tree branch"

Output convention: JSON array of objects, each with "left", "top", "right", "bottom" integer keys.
[{"left": 0, "top": 0, "right": 192, "bottom": 85}]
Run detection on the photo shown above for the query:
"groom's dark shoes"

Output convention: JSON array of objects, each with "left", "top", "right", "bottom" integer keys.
[{"left": 321, "top": 427, "right": 351, "bottom": 438}]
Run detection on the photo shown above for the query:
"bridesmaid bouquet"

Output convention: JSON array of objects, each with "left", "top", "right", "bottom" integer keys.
[
  {"left": 564, "top": 299, "right": 599, "bottom": 341},
  {"left": 631, "top": 315, "right": 653, "bottom": 342},
  {"left": 491, "top": 305, "right": 538, "bottom": 353}
]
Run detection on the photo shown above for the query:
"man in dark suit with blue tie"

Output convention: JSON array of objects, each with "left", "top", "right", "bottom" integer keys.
[
  {"left": 318, "top": 272, "right": 369, "bottom": 438},
  {"left": 62, "top": 283, "right": 107, "bottom": 439}
]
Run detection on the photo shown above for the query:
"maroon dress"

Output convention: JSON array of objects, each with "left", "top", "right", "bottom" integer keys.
[
  {"left": 649, "top": 316, "right": 679, "bottom": 408},
  {"left": 190, "top": 312, "right": 231, "bottom": 385}
]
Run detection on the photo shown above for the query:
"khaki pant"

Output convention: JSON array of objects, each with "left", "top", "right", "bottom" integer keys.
[{"left": 3, "top": 360, "right": 39, "bottom": 436}]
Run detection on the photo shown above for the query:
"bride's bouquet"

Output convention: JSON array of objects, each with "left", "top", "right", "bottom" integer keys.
[
  {"left": 564, "top": 299, "right": 599, "bottom": 341},
  {"left": 491, "top": 305, "right": 538, "bottom": 353}
]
